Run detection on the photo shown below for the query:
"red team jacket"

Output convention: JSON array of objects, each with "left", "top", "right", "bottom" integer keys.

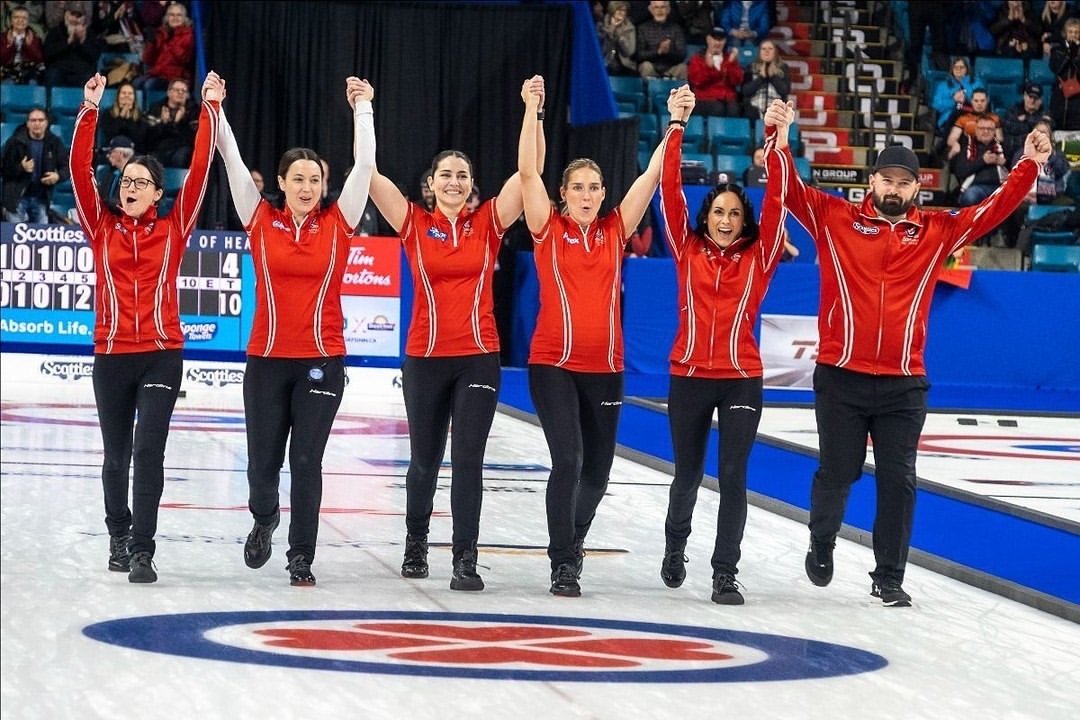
[
  {"left": 245, "top": 201, "right": 356, "bottom": 358},
  {"left": 70, "top": 98, "right": 218, "bottom": 354},
  {"left": 400, "top": 199, "right": 504, "bottom": 357},
  {"left": 777, "top": 138, "right": 1040, "bottom": 376},
  {"left": 659, "top": 124, "right": 787, "bottom": 379},
  {"left": 529, "top": 206, "right": 627, "bottom": 373}
]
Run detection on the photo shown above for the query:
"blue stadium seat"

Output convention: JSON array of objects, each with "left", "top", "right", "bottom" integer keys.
[
  {"left": 609, "top": 75, "right": 645, "bottom": 111},
  {"left": 645, "top": 77, "right": 684, "bottom": 112},
  {"left": 1027, "top": 59, "right": 1055, "bottom": 86},
  {"left": 709, "top": 116, "right": 752, "bottom": 154},
  {"left": 974, "top": 57, "right": 1024, "bottom": 84},
  {"left": 794, "top": 156, "right": 813, "bottom": 182},
  {"left": 162, "top": 168, "right": 188, "bottom": 195},
  {"left": 51, "top": 117, "right": 75, "bottom": 146},
  {"left": 48, "top": 86, "right": 85, "bottom": 118},
  {"left": 144, "top": 88, "right": 167, "bottom": 112},
  {"left": 682, "top": 151, "right": 715, "bottom": 174},
  {"left": 985, "top": 80, "right": 1021, "bottom": 113},
  {"left": 638, "top": 113, "right": 659, "bottom": 147},
  {"left": 1, "top": 84, "right": 46, "bottom": 115},
  {"left": 714, "top": 152, "right": 751, "bottom": 179},
  {"left": 682, "top": 115, "right": 705, "bottom": 149},
  {"left": 51, "top": 189, "right": 75, "bottom": 218},
  {"left": 1, "top": 122, "right": 16, "bottom": 146},
  {"left": 737, "top": 44, "right": 757, "bottom": 69},
  {"left": 1031, "top": 244, "right": 1080, "bottom": 272},
  {"left": 1026, "top": 204, "right": 1072, "bottom": 223}
]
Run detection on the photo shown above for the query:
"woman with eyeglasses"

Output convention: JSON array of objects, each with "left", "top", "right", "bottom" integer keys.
[
  {"left": 213, "top": 74, "right": 375, "bottom": 587},
  {"left": 68, "top": 70, "right": 222, "bottom": 584}
]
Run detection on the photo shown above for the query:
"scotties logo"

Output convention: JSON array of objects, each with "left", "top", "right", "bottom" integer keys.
[
  {"left": 427, "top": 227, "right": 448, "bottom": 241},
  {"left": 40, "top": 360, "right": 94, "bottom": 381},
  {"left": 272, "top": 220, "right": 288, "bottom": 231},
  {"left": 186, "top": 367, "right": 245, "bottom": 387},
  {"left": 852, "top": 222, "right": 880, "bottom": 235}
]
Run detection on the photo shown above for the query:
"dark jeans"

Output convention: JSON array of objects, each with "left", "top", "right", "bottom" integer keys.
[
  {"left": 665, "top": 375, "right": 763, "bottom": 576},
  {"left": 810, "top": 364, "right": 929, "bottom": 584},
  {"left": 93, "top": 350, "right": 183, "bottom": 556},
  {"left": 529, "top": 364, "right": 623, "bottom": 571},
  {"left": 244, "top": 355, "right": 345, "bottom": 562},
  {"left": 401, "top": 353, "right": 500, "bottom": 561}
]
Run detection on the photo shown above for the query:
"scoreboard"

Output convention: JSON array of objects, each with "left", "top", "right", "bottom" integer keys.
[{"left": 0, "top": 222, "right": 249, "bottom": 350}]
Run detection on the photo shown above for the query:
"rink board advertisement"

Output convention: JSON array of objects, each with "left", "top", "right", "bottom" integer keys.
[
  {"left": 0, "top": 223, "right": 401, "bottom": 359},
  {"left": 760, "top": 313, "right": 818, "bottom": 390}
]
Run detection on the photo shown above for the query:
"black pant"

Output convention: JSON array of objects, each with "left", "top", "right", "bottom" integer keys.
[
  {"left": 93, "top": 350, "right": 183, "bottom": 556},
  {"left": 665, "top": 375, "right": 763, "bottom": 576},
  {"left": 810, "top": 364, "right": 929, "bottom": 584},
  {"left": 529, "top": 364, "right": 623, "bottom": 571},
  {"left": 244, "top": 355, "right": 345, "bottom": 563},
  {"left": 401, "top": 353, "right": 500, "bottom": 561}
]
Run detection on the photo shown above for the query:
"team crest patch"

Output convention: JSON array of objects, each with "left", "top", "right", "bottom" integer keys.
[{"left": 852, "top": 222, "right": 880, "bottom": 235}]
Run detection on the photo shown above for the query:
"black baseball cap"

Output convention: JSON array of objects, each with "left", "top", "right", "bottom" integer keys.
[{"left": 873, "top": 145, "right": 920, "bottom": 180}]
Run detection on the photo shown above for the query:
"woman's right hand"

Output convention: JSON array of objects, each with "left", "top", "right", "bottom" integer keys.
[{"left": 84, "top": 73, "right": 106, "bottom": 106}]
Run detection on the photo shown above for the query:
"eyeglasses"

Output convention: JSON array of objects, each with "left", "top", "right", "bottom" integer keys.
[{"left": 119, "top": 177, "right": 157, "bottom": 190}]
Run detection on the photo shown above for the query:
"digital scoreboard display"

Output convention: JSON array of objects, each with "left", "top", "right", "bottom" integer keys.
[{"left": 1, "top": 223, "right": 249, "bottom": 350}]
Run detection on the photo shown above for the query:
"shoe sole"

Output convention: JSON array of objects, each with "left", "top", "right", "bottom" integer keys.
[
  {"left": 711, "top": 592, "right": 745, "bottom": 605},
  {"left": 450, "top": 578, "right": 485, "bottom": 591},
  {"left": 290, "top": 578, "right": 316, "bottom": 587},
  {"left": 804, "top": 554, "right": 833, "bottom": 587},
  {"left": 108, "top": 563, "right": 130, "bottom": 572},
  {"left": 871, "top": 587, "right": 912, "bottom": 607},
  {"left": 244, "top": 517, "right": 280, "bottom": 569},
  {"left": 401, "top": 567, "right": 429, "bottom": 579},
  {"left": 129, "top": 571, "right": 157, "bottom": 583},
  {"left": 661, "top": 573, "right": 685, "bottom": 589},
  {"left": 550, "top": 586, "right": 581, "bottom": 597}
]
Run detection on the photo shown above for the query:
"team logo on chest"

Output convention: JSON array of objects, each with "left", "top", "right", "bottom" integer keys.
[
  {"left": 562, "top": 231, "right": 579, "bottom": 245},
  {"left": 901, "top": 226, "right": 920, "bottom": 245},
  {"left": 272, "top": 219, "right": 288, "bottom": 232},
  {"left": 427, "top": 226, "right": 448, "bottom": 242},
  {"left": 462, "top": 220, "right": 473, "bottom": 236},
  {"left": 852, "top": 222, "right": 880, "bottom": 235}
]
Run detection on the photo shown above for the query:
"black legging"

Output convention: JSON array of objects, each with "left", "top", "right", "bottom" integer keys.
[
  {"left": 401, "top": 353, "right": 501, "bottom": 560},
  {"left": 243, "top": 355, "right": 345, "bottom": 563},
  {"left": 810, "top": 364, "right": 928, "bottom": 585},
  {"left": 93, "top": 350, "right": 183, "bottom": 557},
  {"left": 528, "top": 364, "right": 623, "bottom": 571},
  {"left": 665, "top": 375, "right": 762, "bottom": 577}
]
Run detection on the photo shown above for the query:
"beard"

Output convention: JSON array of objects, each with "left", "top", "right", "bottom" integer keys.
[{"left": 872, "top": 191, "right": 913, "bottom": 217}]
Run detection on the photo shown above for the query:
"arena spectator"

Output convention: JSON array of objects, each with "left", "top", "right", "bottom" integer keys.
[
  {"left": 990, "top": 0, "right": 1041, "bottom": 59},
  {"left": 98, "top": 80, "right": 147, "bottom": 155},
  {"left": 688, "top": 27, "right": 743, "bottom": 117},
  {"left": 1000, "top": 82, "right": 1050, "bottom": 158},
  {"left": 636, "top": 0, "right": 688, "bottom": 79},
  {"left": 42, "top": 2, "right": 100, "bottom": 87},
  {"left": 946, "top": 88, "right": 1001, "bottom": 160},
  {"left": 1, "top": 4, "right": 44, "bottom": 84},
  {"left": 715, "top": 0, "right": 770, "bottom": 49},
  {"left": 133, "top": 1, "right": 192, "bottom": 91},
  {"left": 1048, "top": 17, "right": 1080, "bottom": 130},
  {"left": 741, "top": 39, "right": 789, "bottom": 121},
  {"left": 1, "top": 106, "right": 69, "bottom": 223},
  {"left": 94, "top": 134, "right": 134, "bottom": 204},
  {"left": 598, "top": 0, "right": 637, "bottom": 76},
  {"left": 143, "top": 77, "right": 195, "bottom": 167}
]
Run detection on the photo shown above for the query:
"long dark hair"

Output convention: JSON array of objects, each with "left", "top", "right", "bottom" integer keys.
[{"left": 693, "top": 182, "right": 759, "bottom": 244}]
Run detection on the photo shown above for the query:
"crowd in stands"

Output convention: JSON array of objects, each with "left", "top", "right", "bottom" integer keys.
[{"left": 2, "top": 1, "right": 195, "bottom": 223}]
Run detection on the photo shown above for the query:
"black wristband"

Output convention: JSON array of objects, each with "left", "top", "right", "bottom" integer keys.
[
  {"left": 669, "top": 119, "right": 686, "bottom": 127},
  {"left": 537, "top": 109, "right": 545, "bottom": 121}
]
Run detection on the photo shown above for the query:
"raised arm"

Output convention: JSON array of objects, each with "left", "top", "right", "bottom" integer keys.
[
  {"left": 365, "top": 89, "right": 409, "bottom": 233},
  {"left": 657, "top": 85, "right": 695, "bottom": 259},
  {"left": 70, "top": 72, "right": 107, "bottom": 232},
  {"left": 766, "top": 98, "right": 834, "bottom": 245},
  {"left": 757, "top": 100, "right": 793, "bottom": 273},
  {"left": 339, "top": 76, "right": 376, "bottom": 230},
  {"left": 518, "top": 76, "right": 550, "bottom": 235},
  {"left": 618, "top": 88, "right": 684, "bottom": 237},
  {"left": 494, "top": 75, "right": 547, "bottom": 229},
  {"left": 212, "top": 75, "right": 260, "bottom": 228},
  {"left": 171, "top": 70, "right": 222, "bottom": 239}
]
